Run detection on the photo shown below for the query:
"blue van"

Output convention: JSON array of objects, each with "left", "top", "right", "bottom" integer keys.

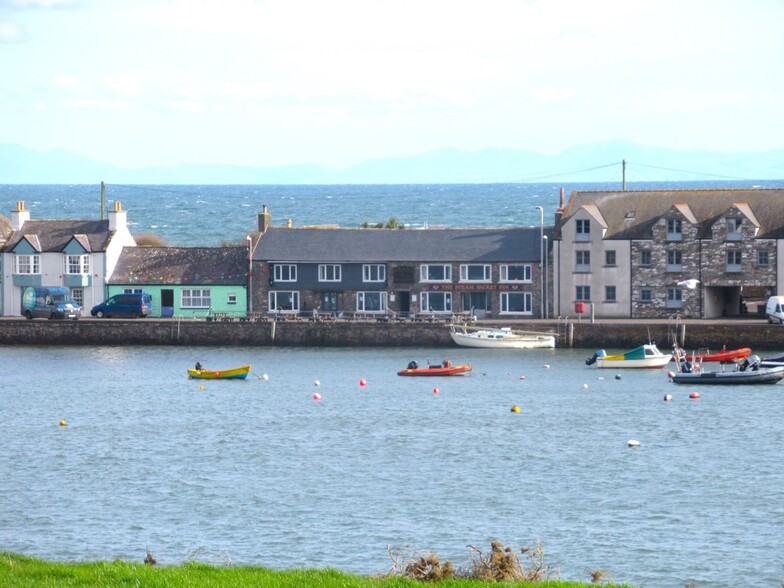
[
  {"left": 21, "top": 286, "right": 81, "bottom": 320},
  {"left": 91, "top": 292, "right": 153, "bottom": 318}
]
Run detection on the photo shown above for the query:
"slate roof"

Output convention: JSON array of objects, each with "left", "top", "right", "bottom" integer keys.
[
  {"left": 255, "top": 227, "right": 551, "bottom": 263},
  {"left": 557, "top": 188, "right": 784, "bottom": 240},
  {"left": 2, "top": 219, "right": 113, "bottom": 252},
  {"left": 109, "top": 247, "right": 248, "bottom": 285}
]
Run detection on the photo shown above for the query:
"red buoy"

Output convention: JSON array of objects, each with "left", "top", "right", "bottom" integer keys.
[{"left": 690, "top": 391, "right": 700, "bottom": 399}]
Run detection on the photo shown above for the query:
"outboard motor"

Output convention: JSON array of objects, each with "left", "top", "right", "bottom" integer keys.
[
  {"left": 407, "top": 360, "right": 418, "bottom": 370},
  {"left": 585, "top": 349, "right": 607, "bottom": 366},
  {"left": 740, "top": 355, "right": 761, "bottom": 372}
]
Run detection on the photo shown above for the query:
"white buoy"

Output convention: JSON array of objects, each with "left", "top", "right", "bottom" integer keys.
[
  {"left": 627, "top": 439, "right": 640, "bottom": 447},
  {"left": 261, "top": 373, "right": 269, "bottom": 380},
  {"left": 543, "top": 364, "right": 550, "bottom": 369},
  {"left": 314, "top": 379, "right": 321, "bottom": 387}
]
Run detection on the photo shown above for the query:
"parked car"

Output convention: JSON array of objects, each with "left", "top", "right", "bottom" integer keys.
[
  {"left": 21, "top": 286, "right": 81, "bottom": 320},
  {"left": 91, "top": 293, "right": 152, "bottom": 318}
]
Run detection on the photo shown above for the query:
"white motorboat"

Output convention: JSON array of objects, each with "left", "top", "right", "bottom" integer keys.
[{"left": 450, "top": 326, "right": 556, "bottom": 349}]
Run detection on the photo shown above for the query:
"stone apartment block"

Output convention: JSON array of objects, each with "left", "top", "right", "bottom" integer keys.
[{"left": 553, "top": 188, "right": 784, "bottom": 319}]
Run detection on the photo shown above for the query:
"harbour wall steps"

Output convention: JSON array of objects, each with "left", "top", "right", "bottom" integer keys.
[{"left": 1, "top": 319, "right": 784, "bottom": 350}]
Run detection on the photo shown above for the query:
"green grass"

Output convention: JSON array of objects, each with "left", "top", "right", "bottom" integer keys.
[{"left": 0, "top": 552, "right": 633, "bottom": 587}]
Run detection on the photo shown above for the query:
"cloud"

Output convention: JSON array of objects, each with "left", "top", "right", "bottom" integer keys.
[
  {"left": 0, "top": 19, "right": 23, "bottom": 41},
  {"left": 0, "top": 0, "right": 81, "bottom": 9}
]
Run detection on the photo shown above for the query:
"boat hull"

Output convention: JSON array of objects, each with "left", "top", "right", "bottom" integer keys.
[
  {"left": 596, "top": 356, "right": 672, "bottom": 369},
  {"left": 670, "top": 366, "right": 784, "bottom": 385},
  {"left": 398, "top": 364, "right": 472, "bottom": 376},
  {"left": 187, "top": 365, "right": 251, "bottom": 380},
  {"left": 686, "top": 347, "right": 752, "bottom": 363},
  {"left": 450, "top": 329, "right": 555, "bottom": 349}
]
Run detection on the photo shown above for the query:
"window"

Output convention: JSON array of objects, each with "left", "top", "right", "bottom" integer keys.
[
  {"left": 576, "top": 250, "right": 590, "bottom": 272},
  {"left": 605, "top": 250, "right": 616, "bottom": 266},
  {"left": 727, "top": 250, "right": 742, "bottom": 272},
  {"left": 420, "top": 264, "right": 452, "bottom": 282},
  {"left": 640, "top": 288, "right": 652, "bottom": 302},
  {"left": 459, "top": 264, "right": 491, "bottom": 282},
  {"left": 363, "top": 264, "right": 386, "bottom": 282},
  {"left": 321, "top": 292, "right": 339, "bottom": 311},
  {"left": 269, "top": 290, "right": 299, "bottom": 312},
  {"left": 667, "top": 218, "right": 683, "bottom": 241},
  {"left": 667, "top": 250, "right": 682, "bottom": 271},
  {"left": 227, "top": 293, "right": 237, "bottom": 305},
  {"left": 666, "top": 287, "right": 683, "bottom": 308},
  {"left": 71, "top": 288, "right": 84, "bottom": 307},
  {"left": 500, "top": 291, "right": 532, "bottom": 314},
  {"left": 605, "top": 286, "right": 616, "bottom": 302},
  {"left": 727, "top": 218, "right": 742, "bottom": 241},
  {"left": 576, "top": 286, "right": 591, "bottom": 301},
  {"left": 14, "top": 254, "right": 40, "bottom": 274},
  {"left": 123, "top": 288, "right": 143, "bottom": 294},
  {"left": 462, "top": 291, "right": 490, "bottom": 311},
  {"left": 273, "top": 264, "right": 297, "bottom": 282},
  {"left": 640, "top": 250, "right": 651, "bottom": 266},
  {"left": 318, "top": 264, "right": 342, "bottom": 282},
  {"left": 357, "top": 291, "right": 387, "bottom": 312},
  {"left": 575, "top": 219, "right": 590, "bottom": 241},
  {"left": 182, "top": 289, "right": 211, "bottom": 308},
  {"left": 500, "top": 264, "right": 531, "bottom": 282},
  {"left": 421, "top": 291, "right": 452, "bottom": 313},
  {"left": 757, "top": 250, "right": 770, "bottom": 267},
  {"left": 65, "top": 254, "right": 90, "bottom": 275}
]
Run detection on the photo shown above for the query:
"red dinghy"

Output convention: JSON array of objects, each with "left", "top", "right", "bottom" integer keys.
[
  {"left": 686, "top": 347, "right": 751, "bottom": 363},
  {"left": 398, "top": 359, "right": 472, "bottom": 376}
]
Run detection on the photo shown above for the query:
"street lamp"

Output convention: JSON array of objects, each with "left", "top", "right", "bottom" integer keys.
[
  {"left": 246, "top": 235, "right": 253, "bottom": 314},
  {"left": 543, "top": 235, "right": 548, "bottom": 319},
  {"left": 534, "top": 206, "right": 544, "bottom": 318}
]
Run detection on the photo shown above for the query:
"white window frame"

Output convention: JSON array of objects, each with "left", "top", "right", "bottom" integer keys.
[
  {"left": 356, "top": 291, "right": 388, "bottom": 313},
  {"left": 605, "top": 285, "right": 617, "bottom": 302},
  {"left": 576, "top": 250, "right": 590, "bottom": 272},
  {"left": 14, "top": 254, "right": 40, "bottom": 275},
  {"left": 500, "top": 291, "right": 532, "bottom": 315},
  {"left": 269, "top": 290, "right": 300, "bottom": 313},
  {"left": 667, "top": 218, "right": 683, "bottom": 241},
  {"left": 500, "top": 264, "right": 531, "bottom": 283},
  {"left": 182, "top": 288, "right": 211, "bottom": 308},
  {"left": 71, "top": 288, "right": 84, "bottom": 307},
  {"left": 362, "top": 264, "right": 386, "bottom": 282},
  {"left": 420, "top": 264, "right": 452, "bottom": 283},
  {"left": 273, "top": 264, "right": 297, "bottom": 282},
  {"left": 667, "top": 249, "right": 682, "bottom": 272},
  {"left": 421, "top": 291, "right": 452, "bottom": 313},
  {"left": 65, "top": 254, "right": 90, "bottom": 275},
  {"left": 727, "top": 218, "right": 742, "bottom": 241},
  {"left": 123, "top": 288, "right": 143, "bottom": 294},
  {"left": 227, "top": 292, "right": 237, "bottom": 305},
  {"left": 318, "top": 264, "right": 342, "bottom": 282},
  {"left": 575, "top": 219, "right": 590, "bottom": 241},
  {"left": 459, "top": 264, "right": 491, "bottom": 283}
]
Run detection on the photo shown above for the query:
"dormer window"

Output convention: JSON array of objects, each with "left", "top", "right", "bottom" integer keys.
[
  {"left": 726, "top": 218, "right": 742, "bottom": 241},
  {"left": 14, "top": 254, "right": 40, "bottom": 275},
  {"left": 575, "top": 219, "right": 590, "bottom": 241},
  {"left": 65, "top": 254, "right": 90, "bottom": 275},
  {"left": 666, "top": 219, "right": 683, "bottom": 241}
]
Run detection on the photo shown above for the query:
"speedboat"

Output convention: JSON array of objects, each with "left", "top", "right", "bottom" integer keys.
[
  {"left": 187, "top": 364, "right": 251, "bottom": 380},
  {"left": 585, "top": 344, "right": 671, "bottom": 369},
  {"left": 450, "top": 325, "right": 555, "bottom": 349},
  {"left": 397, "top": 360, "right": 472, "bottom": 376},
  {"left": 669, "top": 354, "right": 784, "bottom": 385}
]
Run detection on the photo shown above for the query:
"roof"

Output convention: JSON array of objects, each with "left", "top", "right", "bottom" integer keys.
[
  {"left": 109, "top": 246, "right": 249, "bottom": 285},
  {"left": 556, "top": 188, "right": 784, "bottom": 240},
  {"left": 2, "top": 219, "right": 113, "bottom": 252},
  {"left": 255, "top": 227, "right": 551, "bottom": 263}
]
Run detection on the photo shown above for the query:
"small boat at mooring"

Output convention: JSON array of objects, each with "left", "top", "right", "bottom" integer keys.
[
  {"left": 669, "top": 354, "right": 784, "bottom": 385},
  {"left": 685, "top": 347, "right": 752, "bottom": 363},
  {"left": 187, "top": 364, "right": 251, "bottom": 380},
  {"left": 397, "top": 359, "right": 472, "bottom": 376},
  {"left": 450, "top": 325, "right": 556, "bottom": 349},
  {"left": 585, "top": 344, "right": 672, "bottom": 369}
]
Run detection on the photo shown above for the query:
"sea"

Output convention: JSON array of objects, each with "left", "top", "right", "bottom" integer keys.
[
  {"left": 3, "top": 180, "right": 784, "bottom": 246},
  {"left": 1, "top": 181, "right": 783, "bottom": 587}
]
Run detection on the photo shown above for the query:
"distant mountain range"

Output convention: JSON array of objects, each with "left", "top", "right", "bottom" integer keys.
[{"left": 1, "top": 140, "right": 783, "bottom": 184}]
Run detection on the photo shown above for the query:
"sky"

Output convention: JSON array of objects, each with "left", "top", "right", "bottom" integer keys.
[{"left": 1, "top": 0, "right": 783, "bottom": 170}]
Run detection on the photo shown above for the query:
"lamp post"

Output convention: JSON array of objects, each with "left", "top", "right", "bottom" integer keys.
[
  {"left": 246, "top": 235, "right": 253, "bottom": 314},
  {"left": 543, "top": 235, "right": 548, "bottom": 319},
  {"left": 534, "top": 206, "right": 544, "bottom": 318}
]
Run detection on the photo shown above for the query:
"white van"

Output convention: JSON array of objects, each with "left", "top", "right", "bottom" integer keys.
[{"left": 765, "top": 296, "right": 784, "bottom": 323}]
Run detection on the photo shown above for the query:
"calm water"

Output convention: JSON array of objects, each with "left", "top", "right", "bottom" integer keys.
[
  {"left": 4, "top": 180, "right": 784, "bottom": 246},
  {"left": 1, "top": 345, "right": 782, "bottom": 587}
]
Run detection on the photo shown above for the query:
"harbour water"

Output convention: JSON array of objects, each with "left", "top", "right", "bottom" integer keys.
[{"left": 1, "top": 344, "right": 782, "bottom": 587}]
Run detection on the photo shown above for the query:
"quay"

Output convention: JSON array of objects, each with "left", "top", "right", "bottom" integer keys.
[{"left": 1, "top": 316, "right": 783, "bottom": 350}]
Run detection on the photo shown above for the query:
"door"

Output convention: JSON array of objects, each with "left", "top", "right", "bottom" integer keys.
[
  {"left": 161, "top": 289, "right": 174, "bottom": 317},
  {"left": 398, "top": 291, "right": 410, "bottom": 313}
]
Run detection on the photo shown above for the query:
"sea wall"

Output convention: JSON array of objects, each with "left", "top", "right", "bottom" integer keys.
[{"left": 2, "top": 318, "right": 784, "bottom": 350}]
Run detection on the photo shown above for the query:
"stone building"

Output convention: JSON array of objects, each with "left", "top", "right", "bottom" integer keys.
[
  {"left": 553, "top": 188, "right": 784, "bottom": 319},
  {"left": 251, "top": 206, "right": 551, "bottom": 319}
]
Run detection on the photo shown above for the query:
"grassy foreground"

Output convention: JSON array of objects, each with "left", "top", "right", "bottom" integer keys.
[{"left": 0, "top": 552, "right": 633, "bottom": 587}]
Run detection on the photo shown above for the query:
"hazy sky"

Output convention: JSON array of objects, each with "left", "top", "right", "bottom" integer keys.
[{"left": 1, "top": 0, "right": 782, "bottom": 169}]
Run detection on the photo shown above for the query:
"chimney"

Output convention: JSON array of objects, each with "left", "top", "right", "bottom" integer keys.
[
  {"left": 554, "top": 187, "right": 566, "bottom": 226},
  {"left": 258, "top": 204, "right": 272, "bottom": 234},
  {"left": 108, "top": 201, "right": 127, "bottom": 231},
  {"left": 11, "top": 201, "right": 30, "bottom": 230}
]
